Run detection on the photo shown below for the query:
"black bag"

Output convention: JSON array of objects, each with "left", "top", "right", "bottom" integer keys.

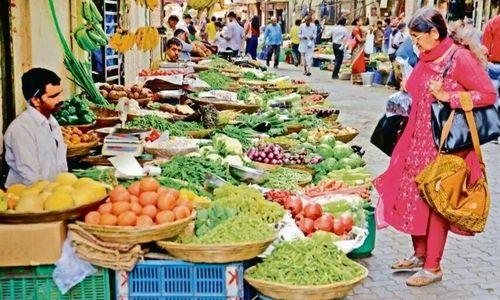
[
  {"left": 371, "top": 114, "right": 408, "bottom": 156},
  {"left": 431, "top": 99, "right": 500, "bottom": 151},
  {"left": 431, "top": 48, "right": 500, "bottom": 151}
]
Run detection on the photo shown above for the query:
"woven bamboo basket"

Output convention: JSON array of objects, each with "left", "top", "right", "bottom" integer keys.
[
  {"left": 188, "top": 96, "right": 260, "bottom": 114},
  {"left": 109, "top": 97, "right": 152, "bottom": 107},
  {"left": 252, "top": 161, "right": 280, "bottom": 171},
  {"left": 91, "top": 106, "right": 121, "bottom": 128},
  {"left": 67, "top": 139, "right": 99, "bottom": 158},
  {"left": 75, "top": 122, "right": 96, "bottom": 133},
  {"left": 244, "top": 264, "right": 368, "bottom": 300},
  {"left": 76, "top": 212, "right": 195, "bottom": 245},
  {"left": 156, "top": 234, "right": 276, "bottom": 263},
  {"left": 286, "top": 124, "right": 305, "bottom": 134},
  {"left": 335, "top": 130, "right": 360, "bottom": 143}
]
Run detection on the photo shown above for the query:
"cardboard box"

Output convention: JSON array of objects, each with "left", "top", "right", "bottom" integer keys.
[{"left": 0, "top": 221, "right": 67, "bottom": 267}]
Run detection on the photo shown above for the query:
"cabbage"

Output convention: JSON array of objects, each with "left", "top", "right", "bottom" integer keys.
[
  {"left": 224, "top": 155, "right": 243, "bottom": 166},
  {"left": 319, "top": 134, "right": 336, "bottom": 148},
  {"left": 213, "top": 134, "right": 243, "bottom": 155},
  {"left": 323, "top": 158, "right": 338, "bottom": 170},
  {"left": 316, "top": 144, "right": 335, "bottom": 159},
  {"left": 337, "top": 158, "right": 353, "bottom": 169},
  {"left": 348, "top": 154, "right": 365, "bottom": 168},
  {"left": 333, "top": 143, "right": 353, "bottom": 160}
]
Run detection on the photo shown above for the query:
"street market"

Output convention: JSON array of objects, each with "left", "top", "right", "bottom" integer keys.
[{"left": 0, "top": 0, "right": 499, "bottom": 299}]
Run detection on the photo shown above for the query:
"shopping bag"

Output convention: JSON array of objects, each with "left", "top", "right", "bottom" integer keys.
[{"left": 364, "top": 33, "right": 374, "bottom": 54}]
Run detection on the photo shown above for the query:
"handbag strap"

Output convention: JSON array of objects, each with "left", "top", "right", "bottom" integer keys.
[{"left": 438, "top": 92, "right": 484, "bottom": 166}]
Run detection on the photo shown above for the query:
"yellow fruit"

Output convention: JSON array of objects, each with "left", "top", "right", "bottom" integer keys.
[
  {"left": 16, "top": 194, "right": 44, "bottom": 212},
  {"left": 39, "top": 191, "right": 52, "bottom": 204},
  {"left": 53, "top": 184, "right": 75, "bottom": 195},
  {"left": 44, "top": 192, "right": 74, "bottom": 211},
  {"left": 0, "top": 190, "right": 5, "bottom": 197},
  {"left": 20, "top": 188, "right": 41, "bottom": 198},
  {"left": 7, "top": 184, "right": 26, "bottom": 197},
  {"left": 82, "top": 183, "right": 107, "bottom": 199},
  {"left": 73, "top": 177, "right": 96, "bottom": 188},
  {"left": 32, "top": 180, "right": 50, "bottom": 191},
  {"left": 55, "top": 173, "right": 78, "bottom": 185},
  {"left": 43, "top": 182, "right": 60, "bottom": 193},
  {"left": 72, "top": 189, "right": 98, "bottom": 206}
]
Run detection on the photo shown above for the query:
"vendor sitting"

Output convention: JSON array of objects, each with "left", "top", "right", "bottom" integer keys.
[
  {"left": 173, "top": 28, "right": 193, "bottom": 61},
  {"left": 4, "top": 68, "right": 68, "bottom": 187},
  {"left": 164, "top": 38, "right": 183, "bottom": 62}
]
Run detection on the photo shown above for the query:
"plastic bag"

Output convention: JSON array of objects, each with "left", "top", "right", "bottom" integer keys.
[
  {"left": 386, "top": 91, "right": 412, "bottom": 117},
  {"left": 364, "top": 33, "right": 374, "bottom": 54},
  {"left": 53, "top": 236, "right": 96, "bottom": 294}
]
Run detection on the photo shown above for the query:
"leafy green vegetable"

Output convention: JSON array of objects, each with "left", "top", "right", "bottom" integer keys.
[
  {"left": 263, "top": 167, "right": 312, "bottom": 191},
  {"left": 126, "top": 115, "right": 203, "bottom": 136},
  {"left": 54, "top": 94, "right": 96, "bottom": 125},
  {"left": 333, "top": 142, "right": 354, "bottom": 160},
  {"left": 246, "top": 234, "right": 365, "bottom": 285},
  {"left": 214, "top": 125, "right": 256, "bottom": 151},
  {"left": 199, "top": 70, "right": 234, "bottom": 89},
  {"left": 213, "top": 184, "right": 285, "bottom": 223},
  {"left": 178, "top": 216, "right": 275, "bottom": 244},
  {"left": 194, "top": 204, "right": 236, "bottom": 236}
]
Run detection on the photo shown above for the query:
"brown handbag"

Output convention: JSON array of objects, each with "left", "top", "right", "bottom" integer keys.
[{"left": 415, "top": 92, "right": 490, "bottom": 233}]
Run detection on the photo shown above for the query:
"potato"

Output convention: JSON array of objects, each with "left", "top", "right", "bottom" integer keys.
[
  {"left": 108, "top": 90, "right": 120, "bottom": 100},
  {"left": 133, "top": 92, "right": 140, "bottom": 99}
]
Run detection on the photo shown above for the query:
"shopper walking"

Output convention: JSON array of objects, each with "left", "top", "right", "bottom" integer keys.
[
  {"left": 374, "top": 7, "right": 496, "bottom": 287},
  {"left": 387, "top": 22, "right": 407, "bottom": 88},
  {"left": 330, "top": 17, "right": 348, "bottom": 79},
  {"left": 263, "top": 17, "right": 283, "bottom": 68},
  {"left": 350, "top": 17, "right": 366, "bottom": 83},
  {"left": 299, "top": 16, "right": 316, "bottom": 76},
  {"left": 290, "top": 19, "right": 301, "bottom": 66},
  {"left": 206, "top": 17, "right": 217, "bottom": 42},
  {"left": 224, "top": 12, "right": 245, "bottom": 56},
  {"left": 245, "top": 16, "right": 260, "bottom": 60}
]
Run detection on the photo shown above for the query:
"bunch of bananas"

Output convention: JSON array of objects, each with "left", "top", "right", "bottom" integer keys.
[
  {"left": 74, "top": 0, "right": 108, "bottom": 52},
  {"left": 135, "top": 0, "right": 159, "bottom": 9},
  {"left": 109, "top": 30, "right": 136, "bottom": 53},
  {"left": 135, "top": 26, "right": 160, "bottom": 51}
]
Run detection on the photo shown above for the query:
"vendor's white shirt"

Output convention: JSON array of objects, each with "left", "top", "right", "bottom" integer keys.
[
  {"left": 225, "top": 20, "right": 244, "bottom": 51},
  {"left": 215, "top": 30, "right": 227, "bottom": 51},
  {"left": 4, "top": 106, "right": 68, "bottom": 187}
]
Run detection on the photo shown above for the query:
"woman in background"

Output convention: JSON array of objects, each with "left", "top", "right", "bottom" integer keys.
[{"left": 245, "top": 16, "right": 261, "bottom": 60}]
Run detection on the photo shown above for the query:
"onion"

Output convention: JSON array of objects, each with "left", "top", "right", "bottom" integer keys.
[
  {"left": 268, "top": 153, "right": 274, "bottom": 159},
  {"left": 284, "top": 197, "right": 303, "bottom": 216},
  {"left": 260, "top": 152, "right": 266, "bottom": 158},
  {"left": 271, "top": 159, "right": 277, "bottom": 164},
  {"left": 314, "top": 215, "right": 334, "bottom": 232},
  {"left": 263, "top": 158, "right": 270, "bottom": 163},
  {"left": 303, "top": 203, "right": 323, "bottom": 220},
  {"left": 297, "top": 217, "right": 315, "bottom": 235}
]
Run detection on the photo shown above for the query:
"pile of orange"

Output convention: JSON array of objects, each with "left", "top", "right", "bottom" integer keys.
[{"left": 84, "top": 177, "right": 193, "bottom": 227}]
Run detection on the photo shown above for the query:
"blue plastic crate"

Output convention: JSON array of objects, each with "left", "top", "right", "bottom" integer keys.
[{"left": 116, "top": 260, "right": 245, "bottom": 300}]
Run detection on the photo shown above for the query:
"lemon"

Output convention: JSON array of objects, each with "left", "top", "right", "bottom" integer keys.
[{"left": 55, "top": 173, "right": 78, "bottom": 185}]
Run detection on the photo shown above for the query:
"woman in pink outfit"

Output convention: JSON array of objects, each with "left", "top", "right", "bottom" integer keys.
[{"left": 374, "top": 7, "right": 497, "bottom": 287}]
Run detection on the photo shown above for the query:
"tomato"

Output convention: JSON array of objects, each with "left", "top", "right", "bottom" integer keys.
[
  {"left": 340, "top": 213, "right": 354, "bottom": 232},
  {"left": 332, "top": 219, "right": 345, "bottom": 236}
]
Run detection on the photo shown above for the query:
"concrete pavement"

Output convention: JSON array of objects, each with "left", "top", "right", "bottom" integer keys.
[{"left": 275, "top": 63, "right": 500, "bottom": 299}]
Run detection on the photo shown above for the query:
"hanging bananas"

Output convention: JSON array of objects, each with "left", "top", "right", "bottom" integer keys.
[
  {"left": 109, "top": 30, "right": 136, "bottom": 53},
  {"left": 75, "top": 0, "right": 108, "bottom": 52},
  {"left": 135, "top": 26, "right": 160, "bottom": 52},
  {"left": 135, "top": 0, "right": 159, "bottom": 10}
]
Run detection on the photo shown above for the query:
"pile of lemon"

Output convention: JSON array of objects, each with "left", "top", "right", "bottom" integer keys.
[{"left": 0, "top": 173, "right": 107, "bottom": 213}]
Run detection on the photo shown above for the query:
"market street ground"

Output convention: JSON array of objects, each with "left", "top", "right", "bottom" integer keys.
[{"left": 275, "top": 63, "right": 500, "bottom": 299}]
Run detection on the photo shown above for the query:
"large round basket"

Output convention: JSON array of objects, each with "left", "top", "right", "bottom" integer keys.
[
  {"left": 188, "top": 96, "right": 260, "bottom": 114},
  {"left": 67, "top": 140, "right": 99, "bottom": 158},
  {"left": 244, "top": 264, "right": 368, "bottom": 300},
  {"left": 75, "top": 212, "right": 195, "bottom": 245},
  {"left": 0, "top": 196, "right": 106, "bottom": 224},
  {"left": 91, "top": 106, "right": 121, "bottom": 128},
  {"left": 335, "top": 130, "right": 359, "bottom": 143},
  {"left": 156, "top": 235, "right": 276, "bottom": 263}
]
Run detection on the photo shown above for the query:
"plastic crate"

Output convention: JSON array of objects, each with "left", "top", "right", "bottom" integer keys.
[
  {"left": 116, "top": 260, "right": 245, "bottom": 300},
  {"left": 0, "top": 265, "right": 111, "bottom": 300}
]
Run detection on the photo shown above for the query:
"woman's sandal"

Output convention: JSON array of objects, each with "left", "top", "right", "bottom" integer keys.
[
  {"left": 391, "top": 255, "right": 424, "bottom": 271},
  {"left": 406, "top": 269, "right": 443, "bottom": 287}
]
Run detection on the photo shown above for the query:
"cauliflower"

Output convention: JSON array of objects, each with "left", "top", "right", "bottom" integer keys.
[
  {"left": 213, "top": 134, "right": 243, "bottom": 155},
  {"left": 223, "top": 155, "right": 244, "bottom": 166}
]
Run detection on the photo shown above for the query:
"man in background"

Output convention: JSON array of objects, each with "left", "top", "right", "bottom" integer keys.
[
  {"left": 373, "top": 20, "right": 384, "bottom": 53},
  {"left": 290, "top": 19, "right": 301, "bottom": 66},
  {"left": 224, "top": 12, "right": 245, "bottom": 56},
  {"left": 264, "top": 17, "right": 283, "bottom": 68},
  {"left": 165, "top": 15, "right": 179, "bottom": 39}
]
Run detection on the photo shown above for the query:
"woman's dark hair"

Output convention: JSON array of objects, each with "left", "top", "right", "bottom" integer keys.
[
  {"left": 22, "top": 68, "right": 61, "bottom": 101},
  {"left": 228, "top": 11, "right": 236, "bottom": 18},
  {"left": 295, "top": 19, "right": 301, "bottom": 26},
  {"left": 409, "top": 7, "right": 448, "bottom": 40},
  {"left": 251, "top": 16, "right": 260, "bottom": 29},
  {"left": 337, "top": 17, "right": 346, "bottom": 26},
  {"left": 352, "top": 17, "right": 361, "bottom": 26},
  {"left": 314, "top": 20, "right": 320, "bottom": 25},
  {"left": 384, "top": 17, "right": 391, "bottom": 25},
  {"left": 215, "top": 22, "right": 222, "bottom": 29},
  {"left": 211, "top": 16, "right": 216, "bottom": 22}
]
